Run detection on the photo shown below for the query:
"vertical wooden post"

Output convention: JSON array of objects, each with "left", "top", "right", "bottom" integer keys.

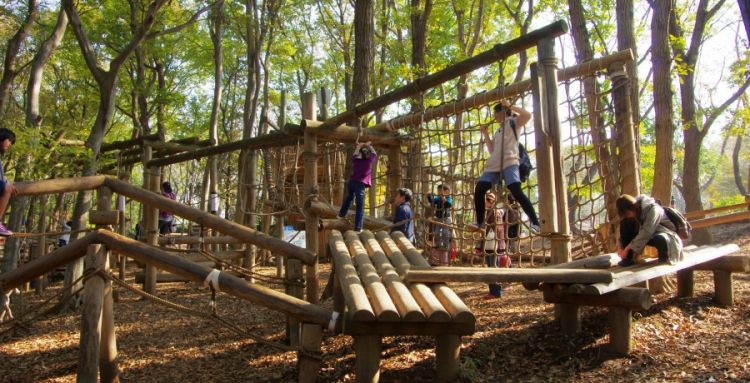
[
  {"left": 529, "top": 63, "right": 558, "bottom": 235},
  {"left": 77, "top": 244, "right": 108, "bottom": 382},
  {"left": 34, "top": 194, "right": 48, "bottom": 293},
  {"left": 713, "top": 270, "right": 733, "bottom": 306},
  {"left": 354, "top": 335, "right": 381, "bottom": 383},
  {"left": 559, "top": 304, "right": 581, "bottom": 333},
  {"left": 609, "top": 61, "right": 640, "bottom": 196},
  {"left": 676, "top": 269, "right": 694, "bottom": 298},
  {"left": 275, "top": 208, "right": 285, "bottom": 278},
  {"left": 537, "top": 38, "right": 571, "bottom": 265},
  {"left": 435, "top": 334, "right": 461, "bottom": 382},
  {"left": 95, "top": 186, "right": 119, "bottom": 382},
  {"left": 298, "top": 323, "right": 324, "bottom": 383},
  {"left": 116, "top": 195, "right": 127, "bottom": 283},
  {"left": 608, "top": 306, "right": 632, "bottom": 355},
  {"left": 387, "top": 146, "right": 401, "bottom": 218},
  {"left": 142, "top": 146, "right": 159, "bottom": 293},
  {"left": 303, "top": 91, "right": 320, "bottom": 305}
]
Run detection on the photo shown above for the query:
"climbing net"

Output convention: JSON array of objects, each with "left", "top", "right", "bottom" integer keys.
[{"left": 363, "top": 69, "right": 625, "bottom": 268}]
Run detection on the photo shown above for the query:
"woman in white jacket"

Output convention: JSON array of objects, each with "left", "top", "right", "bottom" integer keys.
[{"left": 616, "top": 194, "right": 683, "bottom": 266}]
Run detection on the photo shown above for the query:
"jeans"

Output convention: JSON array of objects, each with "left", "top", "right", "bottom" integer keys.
[
  {"left": 433, "top": 217, "right": 452, "bottom": 249},
  {"left": 339, "top": 180, "right": 366, "bottom": 231}
]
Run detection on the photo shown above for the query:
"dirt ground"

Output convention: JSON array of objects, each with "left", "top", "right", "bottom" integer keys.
[{"left": 1, "top": 222, "right": 749, "bottom": 382}]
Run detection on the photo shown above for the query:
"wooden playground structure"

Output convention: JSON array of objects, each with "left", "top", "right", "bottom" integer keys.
[{"left": 1, "top": 20, "right": 750, "bottom": 382}]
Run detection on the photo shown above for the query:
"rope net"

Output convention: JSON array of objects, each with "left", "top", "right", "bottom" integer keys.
[{"left": 363, "top": 69, "right": 621, "bottom": 268}]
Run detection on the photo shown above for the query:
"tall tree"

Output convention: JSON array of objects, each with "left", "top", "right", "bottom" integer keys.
[
  {"left": 615, "top": 0, "right": 640, "bottom": 140},
  {"left": 350, "top": 0, "right": 375, "bottom": 111},
  {"left": 670, "top": 0, "right": 750, "bottom": 244},
  {"left": 649, "top": 0, "right": 675, "bottom": 204},
  {"left": 2, "top": 6, "right": 70, "bottom": 275},
  {"left": 568, "top": 0, "right": 618, "bottom": 222},
  {"left": 207, "top": 0, "right": 225, "bottom": 216},
  {"left": 0, "top": 0, "right": 39, "bottom": 115},
  {"left": 61, "top": 0, "right": 169, "bottom": 308}
]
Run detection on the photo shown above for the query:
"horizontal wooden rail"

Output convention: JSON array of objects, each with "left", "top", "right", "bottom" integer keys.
[
  {"left": 684, "top": 200, "right": 750, "bottom": 220},
  {"left": 404, "top": 267, "right": 614, "bottom": 284},
  {"left": 0, "top": 230, "right": 334, "bottom": 327},
  {"left": 147, "top": 128, "right": 302, "bottom": 167},
  {"left": 372, "top": 48, "right": 633, "bottom": 131},
  {"left": 15, "top": 175, "right": 107, "bottom": 196},
  {"left": 306, "top": 200, "right": 394, "bottom": 230},
  {"left": 318, "top": 20, "right": 568, "bottom": 131},
  {"left": 689, "top": 210, "right": 750, "bottom": 229},
  {"left": 104, "top": 178, "right": 316, "bottom": 265},
  {"left": 158, "top": 235, "right": 244, "bottom": 245},
  {"left": 291, "top": 119, "right": 402, "bottom": 146}
]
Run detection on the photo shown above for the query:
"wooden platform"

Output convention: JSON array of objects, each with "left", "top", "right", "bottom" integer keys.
[
  {"left": 538, "top": 244, "right": 745, "bottom": 355},
  {"left": 329, "top": 229, "right": 475, "bottom": 382}
]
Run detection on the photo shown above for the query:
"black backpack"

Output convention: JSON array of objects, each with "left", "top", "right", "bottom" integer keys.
[
  {"left": 510, "top": 119, "right": 534, "bottom": 182},
  {"left": 662, "top": 206, "right": 692, "bottom": 241}
]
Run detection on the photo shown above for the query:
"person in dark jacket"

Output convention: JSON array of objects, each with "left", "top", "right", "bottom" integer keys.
[
  {"left": 427, "top": 184, "right": 453, "bottom": 249},
  {"left": 391, "top": 187, "right": 415, "bottom": 243}
]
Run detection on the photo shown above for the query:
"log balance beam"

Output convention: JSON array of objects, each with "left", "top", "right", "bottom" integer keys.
[
  {"left": 0, "top": 229, "right": 334, "bottom": 327},
  {"left": 13, "top": 176, "right": 316, "bottom": 265}
]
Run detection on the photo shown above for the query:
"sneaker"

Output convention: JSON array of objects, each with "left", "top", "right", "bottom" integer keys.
[
  {"left": 618, "top": 257, "right": 635, "bottom": 267},
  {"left": 0, "top": 222, "right": 12, "bottom": 237},
  {"left": 529, "top": 224, "right": 540, "bottom": 235}
]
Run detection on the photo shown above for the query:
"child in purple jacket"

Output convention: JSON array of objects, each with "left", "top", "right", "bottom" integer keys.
[{"left": 338, "top": 142, "right": 377, "bottom": 232}]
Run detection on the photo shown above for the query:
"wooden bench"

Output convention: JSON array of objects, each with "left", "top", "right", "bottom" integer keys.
[
  {"left": 329, "top": 229, "right": 475, "bottom": 383},
  {"left": 539, "top": 244, "right": 744, "bottom": 354},
  {"left": 404, "top": 244, "right": 746, "bottom": 355}
]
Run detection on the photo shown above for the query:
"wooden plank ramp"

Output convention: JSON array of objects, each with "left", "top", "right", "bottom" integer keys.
[{"left": 565, "top": 243, "right": 740, "bottom": 295}]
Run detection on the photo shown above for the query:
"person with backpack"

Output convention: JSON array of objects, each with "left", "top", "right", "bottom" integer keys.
[
  {"left": 469, "top": 100, "right": 540, "bottom": 235},
  {"left": 615, "top": 194, "right": 685, "bottom": 266}
]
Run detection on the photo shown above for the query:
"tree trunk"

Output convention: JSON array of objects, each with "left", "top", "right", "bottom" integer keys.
[
  {"left": 0, "top": 0, "right": 39, "bottom": 115},
  {"left": 25, "top": 6, "right": 68, "bottom": 126},
  {"left": 616, "top": 0, "right": 640, "bottom": 136},
  {"left": 568, "top": 0, "right": 618, "bottom": 222},
  {"left": 733, "top": 134, "right": 747, "bottom": 195},
  {"left": 649, "top": 0, "right": 674, "bottom": 204},
  {"left": 208, "top": 1, "right": 224, "bottom": 216}
]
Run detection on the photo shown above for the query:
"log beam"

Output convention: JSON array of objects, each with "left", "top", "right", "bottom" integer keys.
[
  {"left": 405, "top": 267, "right": 614, "bottom": 284},
  {"left": 319, "top": 20, "right": 569, "bottom": 131},
  {"left": 103, "top": 178, "right": 317, "bottom": 265}
]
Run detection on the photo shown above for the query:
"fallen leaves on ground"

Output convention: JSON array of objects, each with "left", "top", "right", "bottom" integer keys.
[{"left": 1, "top": 222, "right": 749, "bottom": 382}]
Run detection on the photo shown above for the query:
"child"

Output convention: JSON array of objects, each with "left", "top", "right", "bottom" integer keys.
[
  {"left": 0, "top": 128, "right": 18, "bottom": 236},
  {"left": 505, "top": 193, "right": 521, "bottom": 253},
  {"left": 338, "top": 142, "right": 377, "bottom": 232},
  {"left": 427, "top": 184, "right": 453, "bottom": 249},
  {"left": 58, "top": 220, "right": 72, "bottom": 247},
  {"left": 471, "top": 101, "right": 540, "bottom": 234},
  {"left": 476, "top": 192, "right": 509, "bottom": 299},
  {"left": 391, "top": 187, "right": 415, "bottom": 243},
  {"left": 159, "top": 181, "right": 177, "bottom": 235},
  {"left": 616, "top": 194, "right": 683, "bottom": 266}
]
